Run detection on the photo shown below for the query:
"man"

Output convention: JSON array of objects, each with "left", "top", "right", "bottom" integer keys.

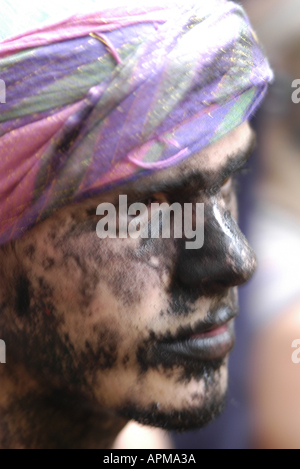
[{"left": 0, "top": 0, "right": 272, "bottom": 449}]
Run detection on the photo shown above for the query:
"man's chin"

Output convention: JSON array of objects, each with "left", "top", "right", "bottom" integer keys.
[
  {"left": 117, "top": 392, "right": 227, "bottom": 432},
  {"left": 117, "top": 358, "right": 229, "bottom": 432}
]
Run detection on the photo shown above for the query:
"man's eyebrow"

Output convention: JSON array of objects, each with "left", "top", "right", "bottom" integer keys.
[{"left": 126, "top": 131, "right": 257, "bottom": 200}]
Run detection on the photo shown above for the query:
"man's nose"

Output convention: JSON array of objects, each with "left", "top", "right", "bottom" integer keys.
[{"left": 175, "top": 201, "right": 257, "bottom": 292}]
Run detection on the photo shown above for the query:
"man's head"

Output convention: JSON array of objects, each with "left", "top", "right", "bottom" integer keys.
[
  {"left": 0, "top": 121, "right": 256, "bottom": 431},
  {"left": 0, "top": 0, "right": 272, "bottom": 438}
]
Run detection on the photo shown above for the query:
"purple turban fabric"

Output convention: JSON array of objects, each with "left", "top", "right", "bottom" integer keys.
[{"left": 0, "top": 0, "right": 273, "bottom": 245}]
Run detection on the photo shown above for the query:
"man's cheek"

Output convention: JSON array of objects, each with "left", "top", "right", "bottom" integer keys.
[{"left": 54, "top": 254, "right": 165, "bottom": 346}]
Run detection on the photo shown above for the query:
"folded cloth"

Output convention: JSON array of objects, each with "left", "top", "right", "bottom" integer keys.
[{"left": 0, "top": 0, "right": 273, "bottom": 245}]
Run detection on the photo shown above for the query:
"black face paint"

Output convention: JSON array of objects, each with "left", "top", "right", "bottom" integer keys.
[
  {"left": 42, "top": 258, "right": 55, "bottom": 271},
  {"left": 117, "top": 387, "right": 227, "bottom": 433},
  {"left": 175, "top": 198, "right": 256, "bottom": 295},
  {"left": 15, "top": 275, "right": 31, "bottom": 317}
]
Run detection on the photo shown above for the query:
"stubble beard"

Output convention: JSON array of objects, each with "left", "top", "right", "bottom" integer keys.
[{"left": 117, "top": 358, "right": 228, "bottom": 432}]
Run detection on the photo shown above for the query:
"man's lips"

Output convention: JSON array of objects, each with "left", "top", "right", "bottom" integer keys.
[
  {"left": 152, "top": 307, "right": 237, "bottom": 361},
  {"left": 190, "top": 324, "right": 229, "bottom": 340}
]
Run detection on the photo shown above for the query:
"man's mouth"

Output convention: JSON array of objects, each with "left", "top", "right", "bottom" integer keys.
[{"left": 152, "top": 306, "right": 236, "bottom": 362}]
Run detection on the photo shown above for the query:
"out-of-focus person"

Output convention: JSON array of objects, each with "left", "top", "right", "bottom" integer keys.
[{"left": 244, "top": 0, "right": 300, "bottom": 449}]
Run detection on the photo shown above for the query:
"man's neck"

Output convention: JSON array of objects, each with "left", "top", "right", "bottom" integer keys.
[{"left": 0, "top": 364, "right": 127, "bottom": 449}]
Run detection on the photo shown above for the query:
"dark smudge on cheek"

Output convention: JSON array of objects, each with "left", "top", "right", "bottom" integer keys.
[
  {"left": 15, "top": 275, "right": 31, "bottom": 317},
  {"left": 42, "top": 258, "right": 55, "bottom": 271},
  {"left": 80, "top": 325, "right": 120, "bottom": 372},
  {"left": 14, "top": 272, "right": 56, "bottom": 322}
]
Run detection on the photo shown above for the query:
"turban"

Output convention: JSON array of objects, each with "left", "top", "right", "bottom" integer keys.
[{"left": 0, "top": 0, "right": 273, "bottom": 245}]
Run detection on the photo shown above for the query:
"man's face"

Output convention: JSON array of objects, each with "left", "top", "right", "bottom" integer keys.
[{"left": 0, "top": 121, "right": 256, "bottom": 431}]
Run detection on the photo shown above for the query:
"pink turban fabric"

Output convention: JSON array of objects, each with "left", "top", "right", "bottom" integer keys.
[{"left": 0, "top": 0, "right": 273, "bottom": 245}]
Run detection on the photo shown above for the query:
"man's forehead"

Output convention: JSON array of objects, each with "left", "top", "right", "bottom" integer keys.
[
  {"left": 69, "top": 122, "right": 255, "bottom": 210},
  {"left": 120, "top": 122, "right": 255, "bottom": 198}
]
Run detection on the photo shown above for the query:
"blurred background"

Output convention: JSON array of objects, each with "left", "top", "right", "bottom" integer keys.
[{"left": 114, "top": 0, "right": 300, "bottom": 449}]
